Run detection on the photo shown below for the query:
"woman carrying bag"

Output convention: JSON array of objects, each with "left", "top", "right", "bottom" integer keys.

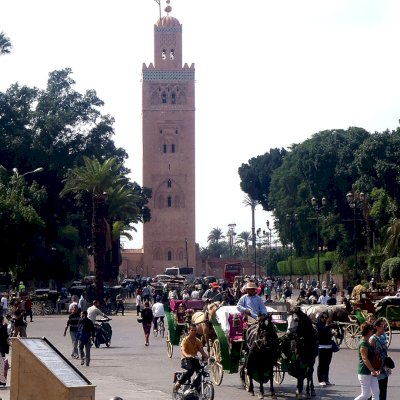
[
  {"left": 354, "top": 323, "right": 380, "bottom": 400},
  {"left": 370, "top": 318, "right": 391, "bottom": 400}
]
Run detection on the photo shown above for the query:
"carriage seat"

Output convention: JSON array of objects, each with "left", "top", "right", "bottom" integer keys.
[
  {"left": 169, "top": 299, "right": 204, "bottom": 312},
  {"left": 215, "top": 306, "right": 244, "bottom": 342}
]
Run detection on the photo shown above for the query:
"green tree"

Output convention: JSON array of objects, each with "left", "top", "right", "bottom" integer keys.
[
  {"left": 238, "top": 148, "right": 287, "bottom": 211},
  {"left": 61, "top": 157, "right": 126, "bottom": 303},
  {"left": 383, "top": 219, "right": 400, "bottom": 258},
  {"left": 0, "top": 68, "right": 131, "bottom": 282},
  {"left": 207, "top": 228, "right": 225, "bottom": 243},
  {"left": 0, "top": 166, "right": 46, "bottom": 280},
  {"left": 237, "top": 231, "right": 251, "bottom": 255},
  {"left": 0, "top": 32, "right": 12, "bottom": 55}
]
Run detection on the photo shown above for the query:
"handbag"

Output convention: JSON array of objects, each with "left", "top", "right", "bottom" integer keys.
[
  {"left": 384, "top": 356, "right": 395, "bottom": 369},
  {"left": 371, "top": 350, "right": 383, "bottom": 370},
  {"left": 330, "top": 340, "right": 340, "bottom": 353},
  {"left": 137, "top": 317, "right": 143, "bottom": 323}
]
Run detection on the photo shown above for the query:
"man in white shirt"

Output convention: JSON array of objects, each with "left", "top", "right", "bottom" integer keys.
[
  {"left": 87, "top": 300, "right": 107, "bottom": 322},
  {"left": 0, "top": 294, "right": 8, "bottom": 317},
  {"left": 68, "top": 295, "right": 79, "bottom": 313},
  {"left": 318, "top": 290, "right": 330, "bottom": 305},
  {"left": 152, "top": 299, "right": 165, "bottom": 332}
]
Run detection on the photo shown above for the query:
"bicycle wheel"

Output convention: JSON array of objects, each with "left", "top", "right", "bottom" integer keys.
[
  {"left": 202, "top": 382, "right": 214, "bottom": 400},
  {"left": 160, "top": 322, "right": 165, "bottom": 338}
]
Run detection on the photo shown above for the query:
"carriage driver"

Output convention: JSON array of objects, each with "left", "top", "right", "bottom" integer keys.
[{"left": 237, "top": 281, "right": 267, "bottom": 321}]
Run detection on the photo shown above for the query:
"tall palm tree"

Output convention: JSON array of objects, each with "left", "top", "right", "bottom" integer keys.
[
  {"left": 61, "top": 157, "right": 125, "bottom": 303},
  {"left": 383, "top": 219, "right": 400, "bottom": 257},
  {"left": 243, "top": 195, "right": 258, "bottom": 251},
  {"left": 105, "top": 185, "right": 142, "bottom": 281},
  {"left": 0, "top": 32, "right": 12, "bottom": 55},
  {"left": 207, "top": 227, "right": 225, "bottom": 244},
  {"left": 237, "top": 231, "right": 251, "bottom": 255}
]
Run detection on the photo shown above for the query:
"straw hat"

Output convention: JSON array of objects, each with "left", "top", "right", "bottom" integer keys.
[{"left": 245, "top": 282, "right": 257, "bottom": 290}]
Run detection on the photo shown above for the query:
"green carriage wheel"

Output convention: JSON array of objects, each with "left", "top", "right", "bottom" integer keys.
[
  {"left": 273, "top": 361, "right": 285, "bottom": 385},
  {"left": 211, "top": 339, "right": 224, "bottom": 386},
  {"left": 166, "top": 330, "right": 173, "bottom": 358},
  {"left": 344, "top": 323, "right": 361, "bottom": 350}
]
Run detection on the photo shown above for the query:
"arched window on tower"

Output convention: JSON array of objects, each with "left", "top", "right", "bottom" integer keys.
[
  {"left": 163, "top": 144, "right": 167, "bottom": 153},
  {"left": 162, "top": 49, "right": 166, "bottom": 60},
  {"left": 162, "top": 92, "right": 167, "bottom": 104},
  {"left": 154, "top": 248, "right": 161, "bottom": 260},
  {"left": 171, "top": 144, "right": 175, "bottom": 153},
  {"left": 170, "top": 49, "right": 175, "bottom": 60},
  {"left": 167, "top": 250, "right": 172, "bottom": 261},
  {"left": 167, "top": 178, "right": 172, "bottom": 188},
  {"left": 167, "top": 196, "right": 172, "bottom": 207},
  {"left": 171, "top": 93, "right": 176, "bottom": 104}
]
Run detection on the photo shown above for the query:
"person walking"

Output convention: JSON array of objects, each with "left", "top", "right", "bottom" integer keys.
[
  {"left": 78, "top": 291, "right": 89, "bottom": 313},
  {"left": 136, "top": 292, "right": 142, "bottom": 316},
  {"left": 115, "top": 293, "right": 125, "bottom": 316},
  {"left": 24, "top": 296, "right": 33, "bottom": 322},
  {"left": 370, "top": 318, "right": 390, "bottom": 400},
  {"left": 0, "top": 295, "right": 8, "bottom": 318},
  {"left": 354, "top": 323, "right": 380, "bottom": 400},
  {"left": 63, "top": 304, "right": 80, "bottom": 359},
  {"left": 316, "top": 313, "right": 334, "bottom": 386},
  {"left": 140, "top": 301, "right": 153, "bottom": 346},
  {"left": 0, "top": 316, "right": 9, "bottom": 386},
  {"left": 77, "top": 311, "right": 95, "bottom": 367}
]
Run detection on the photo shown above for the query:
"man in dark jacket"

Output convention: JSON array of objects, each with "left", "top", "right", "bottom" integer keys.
[{"left": 77, "top": 311, "right": 95, "bottom": 366}]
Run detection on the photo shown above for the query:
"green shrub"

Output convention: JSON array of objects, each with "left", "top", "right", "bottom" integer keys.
[
  {"left": 388, "top": 257, "right": 400, "bottom": 279},
  {"left": 277, "top": 260, "right": 289, "bottom": 275},
  {"left": 381, "top": 259, "right": 391, "bottom": 280}
]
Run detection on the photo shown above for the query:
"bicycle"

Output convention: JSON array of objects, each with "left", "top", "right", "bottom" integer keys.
[{"left": 153, "top": 317, "right": 165, "bottom": 337}]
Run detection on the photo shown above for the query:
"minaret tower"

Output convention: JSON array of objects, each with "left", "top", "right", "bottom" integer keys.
[{"left": 142, "top": 1, "right": 196, "bottom": 276}]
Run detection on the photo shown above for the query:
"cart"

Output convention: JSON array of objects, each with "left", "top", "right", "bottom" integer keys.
[
  {"left": 209, "top": 304, "right": 289, "bottom": 387},
  {"left": 165, "top": 299, "right": 205, "bottom": 358},
  {"left": 342, "top": 291, "right": 394, "bottom": 350}
]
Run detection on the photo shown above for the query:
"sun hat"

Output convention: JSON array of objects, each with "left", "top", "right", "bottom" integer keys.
[{"left": 245, "top": 282, "right": 257, "bottom": 290}]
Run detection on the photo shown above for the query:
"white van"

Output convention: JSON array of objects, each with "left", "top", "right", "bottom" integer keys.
[{"left": 165, "top": 266, "right": 195, "bottom": 282}]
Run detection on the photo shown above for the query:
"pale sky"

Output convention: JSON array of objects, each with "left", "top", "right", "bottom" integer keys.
[{"left": 1, "top": 0, "right": 400, "bottom": 248}]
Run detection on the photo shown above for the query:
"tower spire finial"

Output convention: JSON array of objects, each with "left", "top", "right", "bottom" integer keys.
[{"left": 165, "top": 0, "right": 172, "bottom": 15}]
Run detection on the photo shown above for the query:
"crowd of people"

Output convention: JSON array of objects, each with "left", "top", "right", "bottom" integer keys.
[{"left": 3, "top": 274, "right": 396, "bottom": 399}]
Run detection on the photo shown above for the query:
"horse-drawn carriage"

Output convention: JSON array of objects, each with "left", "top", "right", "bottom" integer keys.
[
  {"left": 343, "top": 291, "right": 396, "bottom": 349},
  {"left": 208, "top": 302, "right": 289, "bottom": 387},
  {"left": 165, "top": 299, "right": 205, "bottom": 357}
]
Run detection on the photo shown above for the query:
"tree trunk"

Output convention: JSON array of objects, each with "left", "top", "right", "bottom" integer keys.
[{"left": 92, "top": 193, "right": 106, "bottom": 305}]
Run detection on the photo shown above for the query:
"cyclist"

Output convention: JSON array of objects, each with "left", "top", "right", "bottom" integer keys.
[
  {"left": 174, "top": 323, "right": 209, "bottom": 392},
  {"left": 152, "top": 297, "right": 165, "bottom": 333}
]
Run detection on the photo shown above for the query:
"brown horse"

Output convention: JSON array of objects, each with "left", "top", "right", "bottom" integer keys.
[{"left": 191, "top": 301, "right": 221, "bottom": 354}]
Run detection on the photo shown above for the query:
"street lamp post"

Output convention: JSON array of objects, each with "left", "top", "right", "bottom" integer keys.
[
  {"left": 346, "top": 191, "right": 366, "bottom": 281},
  {"left": 227, "top": 223, "right": 236, "bottom": 257},
  {"left": 311, "top": 197, "right": 326, "bottom": 285},
  {"left": 185, "top": 238, "right": 189, "bottom": 267},
  {"left": 266, "top": 221, "right": 273, "bottom": 278},
  {"left": 12, "top": 167, "right": 44, "bottom": 179},
  {"left": 286, "top": 214, "right": 298, "bottom": 283}
]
